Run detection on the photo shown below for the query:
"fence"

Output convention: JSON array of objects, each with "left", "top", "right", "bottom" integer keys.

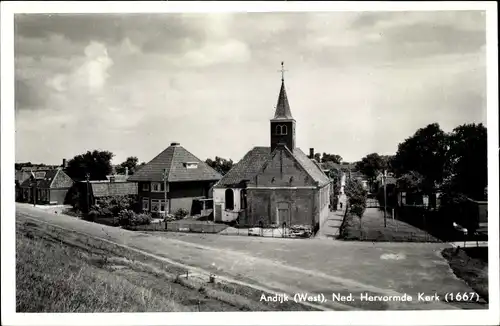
[{"left": 125, "top": 219, "right": 315, "bottom": 239}]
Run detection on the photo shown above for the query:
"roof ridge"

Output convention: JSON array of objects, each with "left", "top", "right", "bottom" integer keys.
[
  {"left": 165, "top": 145, "right": 177, "bottom": 182},
  {"left": 48, "top": 168, "right": 60, "bottom": 188},
  {"left": 280, "top": 146, "right": 320, "bottom": 185},
  {"left": 294, "top": 148, "right": 330, "bottom": 186}
]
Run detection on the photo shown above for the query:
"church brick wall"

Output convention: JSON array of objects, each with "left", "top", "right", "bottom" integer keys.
[
  {"left": 246, "top": 188, "right": 317, "bottom": 227},
  {"left": 250, "top": 148, "right": 317, "bottom": 188}
]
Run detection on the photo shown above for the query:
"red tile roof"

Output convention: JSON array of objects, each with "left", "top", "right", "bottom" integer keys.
[{"left": 128, "top": 143, "right": 222, "bottom": 182}]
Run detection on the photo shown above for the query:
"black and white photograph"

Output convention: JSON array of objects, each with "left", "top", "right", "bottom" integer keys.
[{"left": 1, "top": 1, "right": 498, "bottom": 325}]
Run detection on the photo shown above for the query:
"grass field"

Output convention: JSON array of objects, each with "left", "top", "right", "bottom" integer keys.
[
  {"left": 16, "top": 219, "right": 318, "bottom": 312},
  {"left": 442, "top": 247, "right": 489, "bottom": 302},
  {"left": 339, "top": 208, "right": 440, "bottom": 242}
]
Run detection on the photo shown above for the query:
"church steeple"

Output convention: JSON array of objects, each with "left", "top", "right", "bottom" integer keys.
[
  {"left": 270, "top": 62, "right": 296, "bottom": 152},
  {"left": 273, "top": 62, "right": 293, "bottom": 120}
]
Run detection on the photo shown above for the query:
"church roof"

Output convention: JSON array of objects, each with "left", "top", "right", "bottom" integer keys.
[
  {"left": 273, "top": 80, "right": 294, "bottom": 120},
  {"left": 214, "top": 146, "right": 330, "bottom": 188},
  {"left": 128, "top": 143, "right": 222, "bottom": 182},
  {"left": 214, "top": 147, "right": 271, "bottom": 188}
]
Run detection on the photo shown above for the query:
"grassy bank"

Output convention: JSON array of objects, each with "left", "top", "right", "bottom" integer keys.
[
  {"left": 16, "top": 219, "right": 317, "bottom": 312},
  {"left": 442, "top": 247, "right": 489, "bottom": 302},
  {"left": 339, "top": 209, "right": 440, "bottom": 242},
  {"left": 16, "top": 224, "right": 187, "bottom": 312}
]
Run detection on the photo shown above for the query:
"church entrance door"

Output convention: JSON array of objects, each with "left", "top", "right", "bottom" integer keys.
[{"left": 276, "top": 202, "right": 291, "bottom": 226}]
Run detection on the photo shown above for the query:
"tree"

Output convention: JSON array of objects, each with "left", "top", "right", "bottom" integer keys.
[
  {"left": 65, "top": 150, "right": 114, "bottom": 181},
  {"left": 328, "top": 168, "right": 341, "bottom": 193},
  {"left": 356, "top": 153, "right": 387, "bottom": 190},
  {"left": 380, "top": 155, "right": 395, "bottom": 173},
  {"left": 396, "top": 171, "right": 424, "bottom": 193},
  {"left": 313, "top": 153, "right": 322, "bottom": 162},
  {"left": 345, "top": 178, "right": 368, "bottom": 227},
  {"left": 391, "top": 123, "right": 449, "bottom": 194},
  {"left": 444, "top": 123, "right": 487, "bottom": 201},
  {"left": 205, "top": 156, "right": 234, "bottom": 176},
  {"left": 15, "top": 162, "right": 33, "bottom": 170},
  {"left": 116, "top": 156, "right": 139, "bottom": 175},
  {"left": 321, "top": 153, "right": 343, "bottom": 164}
]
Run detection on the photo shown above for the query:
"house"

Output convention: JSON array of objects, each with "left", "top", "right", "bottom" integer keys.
[
  {"left": 15, "top": 170, "right": 32, "bottom": 201},
  {"left": 128, "top": 143, "right": 222, "bottom": 215},
  {"left": 74, "top": 179, "right": 138, "bottom": 212},
  {"left": 19, "top": 168, "right": 74, "bottom": 205},
  {"left": 212, "top": 66, "right": 332, "bottom": 232}
]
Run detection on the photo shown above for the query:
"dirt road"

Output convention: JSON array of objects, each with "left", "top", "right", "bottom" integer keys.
[{"left": 15, "top": 203, "right": 487, "bottom": 311}]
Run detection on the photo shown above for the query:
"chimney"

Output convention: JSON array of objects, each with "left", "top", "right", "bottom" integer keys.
[
  {"left": 125, "top": 166, "right": 129, "bottom": 177},
  {"left": 309, "top": 148, "right": 314, "bottom": 159},
  {"left": 62, "top": 158, "right": 67, "bottom": 169}
]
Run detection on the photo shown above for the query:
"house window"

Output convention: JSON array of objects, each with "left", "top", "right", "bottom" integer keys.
[
  {"left": 184, "top": 162, "right": 198, "bottom": 169},
  {"left": 142, "top": 197, "right": 150, "bottom": 211},
  {"left": 142, "top": 183, "right": 150, "bottom": 191},
  {"left": 151, "top": 199, "right": 167, "bottom": 212},
  {"left": 225, "top": 189, "right": 235, "bottom": 211},
  {"left": 276, "top": 125, "right": 288, "bottom": 135},
  {"left": 34, "top": 171, "right": 46, "bottom": 179},
  {"left": 151, "top": 182, "right": 165, "bottom": 192}
]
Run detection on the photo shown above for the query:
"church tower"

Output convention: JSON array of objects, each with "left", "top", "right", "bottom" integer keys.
[{"left": 270, "top": 62, "right": 296, "bottom": 152}]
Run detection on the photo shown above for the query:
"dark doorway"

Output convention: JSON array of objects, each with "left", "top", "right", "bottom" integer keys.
[{"left": 225, "top": 189, "right": 234, "bottom": 210}]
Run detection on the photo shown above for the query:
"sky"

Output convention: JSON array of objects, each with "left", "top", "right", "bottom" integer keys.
[{"left": 14, "top": 11, "right": 487, "bottom": 165}]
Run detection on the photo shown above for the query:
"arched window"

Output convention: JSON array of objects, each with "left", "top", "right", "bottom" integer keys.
[
  {"left": 275, "top": 125, "right": 288, "bottom": 135},
  {"left": 225, "top": 189, "right": 234, "bottom": 211}
]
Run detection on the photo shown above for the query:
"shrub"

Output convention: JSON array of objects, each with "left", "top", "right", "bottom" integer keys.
[
  {"left": 97, "top": 195, "right": 138, "bottom": 216},
  {"left": 131, "top": 213, "right": 152, "bottom": 226},
  {"left": 84, "top": 210, "right": 99, "bottom": 222},
  {"left": 174, "top": 208, "right": 189, "bottom": 220},
  {"left": 117, "top": 210, "right": 151, "bottom": 227},
  {"left": 117, "top": 209, "right": 135, "bottom": 227}
]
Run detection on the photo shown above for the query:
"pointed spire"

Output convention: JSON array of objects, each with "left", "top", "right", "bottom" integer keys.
[{"left": 273, "top": 62, "right": 293, "bottom": 120}]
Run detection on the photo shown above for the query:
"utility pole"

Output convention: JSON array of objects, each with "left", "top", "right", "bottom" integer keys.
[
  {"left": 383, "top": 169, "right": 387, "bottom": 228},
  {"left": 32, "top": 179, "right": 37, "bottom": 207},
  {"left": 163, "top": 168, "right": 168, "bottom": 229},
  {"left": 86, "top": 173, "right": 90, "bottom": 214}
]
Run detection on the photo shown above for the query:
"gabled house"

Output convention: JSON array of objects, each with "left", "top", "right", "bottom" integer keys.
[
  {"left": 74, "top": 179, "right": 138, "bottom": 212},
  {"left": 213, "top": 67, "right": 332, "bottom": 231},
  {"left": 19, "top": 168, "right": 74, "bottom": 205},
  {"left": 128, "top": 143, "right": 222, "bottom": 215}
]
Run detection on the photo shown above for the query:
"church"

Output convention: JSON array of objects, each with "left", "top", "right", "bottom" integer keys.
[{"left": 212, "top": 63, "right": 332, "bottom": 232}]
